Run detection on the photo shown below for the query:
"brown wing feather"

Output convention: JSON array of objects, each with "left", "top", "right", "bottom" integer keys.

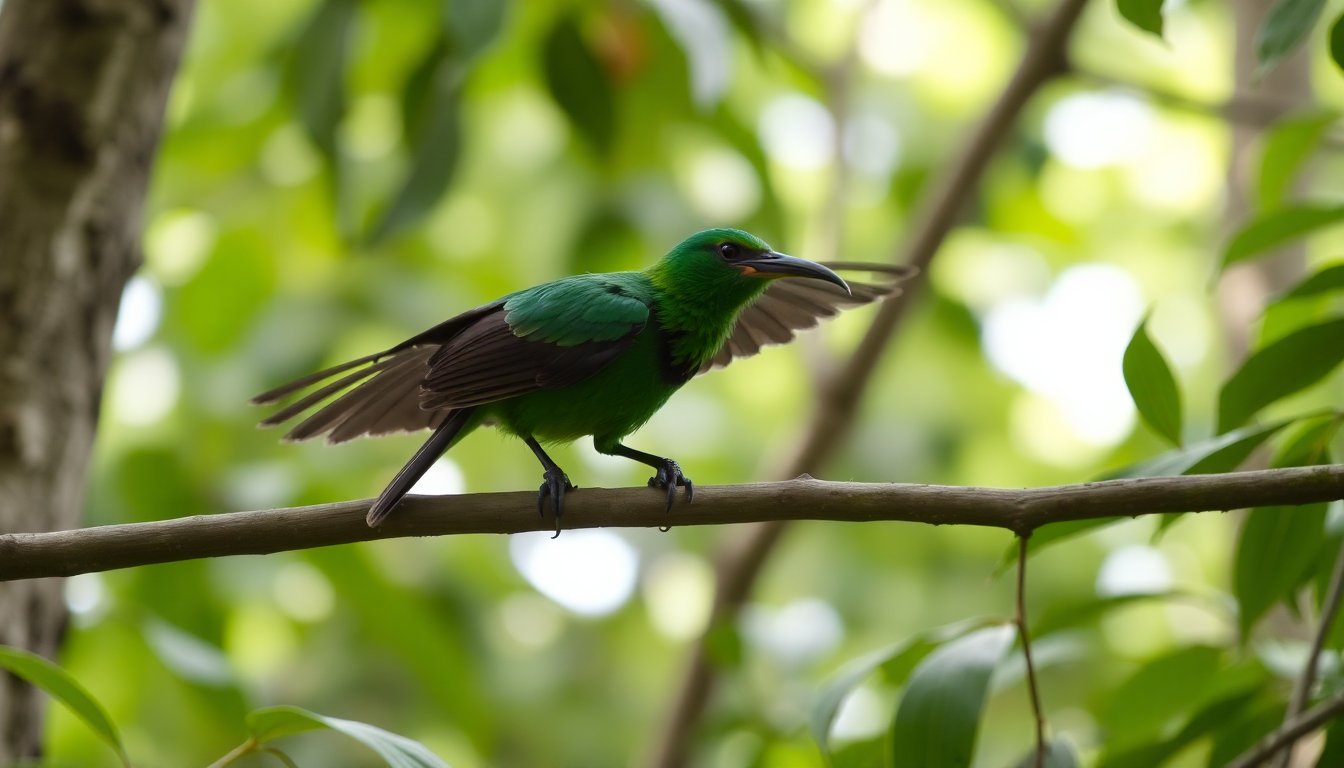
[
  {"left": 284, "top": 347, "right": 435, "bottom": 443},
  {"left": 256, "top": 302, "right": 646, "bottom": 442},
  {"left": 254, "top": 300, "right": 505, "bottom": 443},
  {"left": 698, "top": 262, "right": 917, "bottom": 374}
]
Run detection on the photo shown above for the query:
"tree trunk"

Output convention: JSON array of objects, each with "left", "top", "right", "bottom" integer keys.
[{"left": 0, "top": 0, "right": 193, "bottom": 758}]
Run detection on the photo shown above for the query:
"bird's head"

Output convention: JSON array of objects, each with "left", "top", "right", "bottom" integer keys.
[{"left": 652, "top": 228, "right": 850, "bottom": 301}]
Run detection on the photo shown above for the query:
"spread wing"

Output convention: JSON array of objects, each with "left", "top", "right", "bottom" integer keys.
[
  {"left": 253, "top": 277, "right": 650, "bottom": 443},
  {"left": 699, "top": 262, "right": 917, "bottom": 373}
]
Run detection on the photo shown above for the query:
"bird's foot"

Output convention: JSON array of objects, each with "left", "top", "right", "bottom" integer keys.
[
  {"left": 537, "top": 468, "right": 576, "bottom": 538},
  {"left": 647, "top": 459, "right": 693, "bottom": 524}
]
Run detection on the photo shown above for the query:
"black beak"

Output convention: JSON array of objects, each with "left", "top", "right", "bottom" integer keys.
[{"left": 738, "top": 252, "right": 851, "bottom": 295}]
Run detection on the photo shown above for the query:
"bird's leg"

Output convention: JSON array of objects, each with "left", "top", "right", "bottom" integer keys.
[
  {"left": 524, "top": 436, "right": 574, "bottom": 538},
  {"left": 597, "top": 441, "right": 693, "bottom": 517}
]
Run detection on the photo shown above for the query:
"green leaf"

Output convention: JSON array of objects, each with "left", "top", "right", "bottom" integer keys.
[
  {"left": 1257, "top": 113, "right": 1336, "bottom": 210},
  {"left": 1012, "top": 739, "right": 1081, "bottom": 768},
  {"left": 1255, "top": 0, "right": 1328, "bottom": 77},
  {"left": 1097, "top": 684, "right": 1264, "bottom": 768},
  {"left": 1117, "top": 0, "right": 1165, "bottom": 37},
  {"left": 288, "top": 0, "right": 358, "bottom": 236},
  {"left": 447, "top": 0, "right": 508, "bottom": 61},
  {"left": 1207, "top": 699, "right": 1286, "bottom": 766},
  {"left": 543, "top": 13, "right": 615, "bottom": 155},
  {"left": 1123, "top": 317, "right": 1183, "bottom": 446},
  {"left": 811, "top": 619, "right": 995, "bottom": 763},
  {"left": 1277, "top": 263, "right": 1344, "bottom": 303},
  {"left": 713, "top": 0, "right": 764, "bottom": 47},
  {"left": 1235, "top": 503, "right": 1329, "bottom": 637},
  {"left": 247, "top": 705, "right": 450, "bottom": 767},
  {"left": 1101, "top": 646, "right": 1223, "bottom": 745},
  {"left": 1223, "top": 205, "right": 1344, "bottom": 270},
  {"left": 1273, "top": 414, "right": 1343, "bottom": 467},
  {"left": 1332, "top": 12, "right": 1344, "bottom": 73},
  {"left": 1034, "top": 591, "right": 1199, "bottom": 637},
  {"left": 890, "top": 624, "right": 1015, "bottom": 768},
  {"left": 1217, "top": 317, "right": 1344, "bottom": 432},
  {"left": 0, "top": 646, "right": 129, "bottom": 767},
  {"left": 366, "top": 40, "right": 464, "bottom": 245},
  {"left": 1319, "top": 715, "right": 1344, "bottom": 767},
  {"left": 290, "top": 0, "right": 356, "bottom": 158}
]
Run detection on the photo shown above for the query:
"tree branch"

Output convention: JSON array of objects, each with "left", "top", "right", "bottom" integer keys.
[{"left": 0, "top": 466, "right": 1340, "bottom": 582}]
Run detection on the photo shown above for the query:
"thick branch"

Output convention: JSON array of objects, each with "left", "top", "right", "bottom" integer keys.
[{"left": 0, "top": 466, "right": 1340, "bottom": 582}]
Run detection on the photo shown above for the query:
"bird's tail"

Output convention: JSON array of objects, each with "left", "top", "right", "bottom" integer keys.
[{"left": 366, "top": 406, "right": 477, "bottom": 527}]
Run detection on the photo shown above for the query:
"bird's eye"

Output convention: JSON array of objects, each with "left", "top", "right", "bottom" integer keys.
[{"left": 718, "top": 243, "right": 740, "bottom": 260}]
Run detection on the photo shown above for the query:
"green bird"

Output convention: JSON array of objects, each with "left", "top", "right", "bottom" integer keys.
[{"left": 253, "top": 228, "right": 912, "bottom": 531}]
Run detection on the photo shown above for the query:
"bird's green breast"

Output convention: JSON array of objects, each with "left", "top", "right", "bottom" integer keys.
[{"left": 483, "top": 324, "right": 680, "bottom": 447}]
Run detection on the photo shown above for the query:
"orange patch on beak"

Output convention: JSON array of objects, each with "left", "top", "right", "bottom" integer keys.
[{"left": 738, "top": 265, "right": 759, "bottom": 276}]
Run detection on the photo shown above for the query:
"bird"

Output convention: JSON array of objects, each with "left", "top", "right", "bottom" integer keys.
[{"left": 253, "top": 228, "right": 914, "bottom": 532}]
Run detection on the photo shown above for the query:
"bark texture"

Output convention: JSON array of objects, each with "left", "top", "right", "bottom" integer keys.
[{"left": 0, "top": 0, "right": 193, "bottom": 758}]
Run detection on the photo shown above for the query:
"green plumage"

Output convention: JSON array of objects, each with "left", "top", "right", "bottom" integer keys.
[{"left": 254, "top": 228, "right": 912, "bottom": 529}]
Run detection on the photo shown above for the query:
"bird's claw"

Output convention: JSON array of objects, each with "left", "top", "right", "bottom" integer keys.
[
  {"left": 537, "top": 468, "right": 576, "bottom": 538},
  {"left": 647, "top": 459, "right": 693, "bottom": 521}
]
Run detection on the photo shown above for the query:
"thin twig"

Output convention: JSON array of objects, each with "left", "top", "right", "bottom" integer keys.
[
  {"left": 1017, "top": 534, "right": 1046, "bottom": 768},
  {"left": 1276, "top": 539, "right": 1344, "bottom": 767},
  {"left": 0, "top": 467, "right": 1341, "bottom": 582},
  {"left": 1226, "top": 690, "right": 1344, "bottom": 768},
  {"left": 648, "top": 0, "right": 1092, "bottom": 764}
]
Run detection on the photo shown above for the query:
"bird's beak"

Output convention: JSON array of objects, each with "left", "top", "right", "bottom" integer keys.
[{"left": 737, "top": 252, "right": 851, "bottom": 295}]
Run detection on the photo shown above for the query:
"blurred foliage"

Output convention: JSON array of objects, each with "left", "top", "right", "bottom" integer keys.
[{"left": 33, "top": 0, "right": 1344, "bottom": 765}]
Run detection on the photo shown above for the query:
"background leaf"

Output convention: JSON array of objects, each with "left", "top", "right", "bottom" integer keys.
[
  {"left": 1223, "top": 205, "right": 1344, "bottom": 270},
  {"left": 889, "top": 624, "right": 1015, "bottom": 768},
  {"left": 448, "top": 0, "right": 508, "bottom": 61},
  {"left": 810, "top": 618, "right": 995, "bottom": 762},
  {"left": 1234, "top": 504, "right": 1329, "bottom": 637},
  {"left": 1332, "top": 12, "right": 1344, "bottom": 72},
  {"left": 247, "top": 705, "right": 449, "bottom": 768},
  {"left": 288, "top": 0, "right": 357, "bottom": 236},
  {"left": 1123, "top": 317, "right": 1182, "bottom": 446},
  {"left": 0, "top": 646, "right": 129, "bottom": 768},
  {"left": 543, "top": 13, "right": 615, "bottom": 155},
  {"left": 366, "top": 41, "right": 464, "bottom": 245},
  {"left": 1117, "top": 0, "right": 1165, "bottom": 37},
  {"left": 1276, "top": 262, "right": 1344, "bottom": 303},
  {"left": 1217, "top": 317, "right": 1344, "bottom": 432},
  {"left": 1257, "top": 112, "right": 1336, "bottom": 210},
  {"left": 1099, "top": 646, "right": 1223, "bottom": 747},
  {"left": 1255, "top": 0, "right": 1327, "bottom": 76}
]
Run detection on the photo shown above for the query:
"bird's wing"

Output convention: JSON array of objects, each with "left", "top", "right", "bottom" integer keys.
[
  {"left": 253, "top": 278, "right": 650, "bottom": 443},
  {"left": 420, "top": 276, "right": 650, "bottom": 410},
  {"left": 251, "top": 300, "right": 507, "bottom": 443},
  {"left": 698, "top": 262, "right": 917, "bottom": 373}
]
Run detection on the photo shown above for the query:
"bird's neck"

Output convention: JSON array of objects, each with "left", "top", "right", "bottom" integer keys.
[{"left": 646, "top": 265, "right": 769, "bottom": 370}]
